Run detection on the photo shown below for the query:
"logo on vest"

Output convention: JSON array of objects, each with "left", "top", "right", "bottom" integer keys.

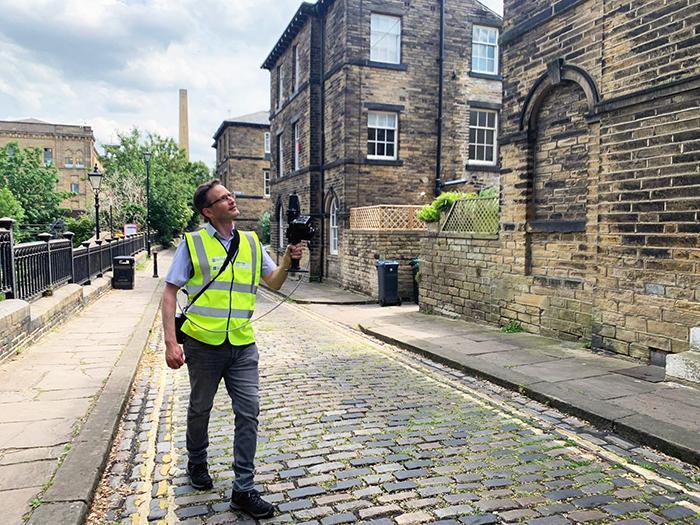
[{"left": 235, "top": 261, "right": 251, "bottom": 270}]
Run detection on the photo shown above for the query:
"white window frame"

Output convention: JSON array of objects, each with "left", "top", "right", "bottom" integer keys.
[
  {"left": 64, "top": 151, "right": 73, "bottom": 168},
  {"left": 370, "top": 13, "right": 401, "bottom": 64},
  {"left": 43, "top": 147, "right": 53, "bottom": 167},
  {"left": 75, "top": 151, "right": 84, "bottom": 168},
  {"left": 471, "top": 25, "right": 499, "bottom": 75},
  {"left": 263, "top": 169, "right": 271, "bottom": 198},
  {"left": 70, "top": 182, "right": 80, "bottom": 194},
  {"left": 264, "top": 132, "right": 271, "bottom": 154},
  {"left": 277, "top": 65, "right": 285, "bottom": 108},
  {"left": 293, "top": 45, "right": 300, "bottom": 93},
  {"left": 277, "top": 133, "right": 284, "bottom": 177},
  {"left": 468, "top": 109, "right": 498, "bottom": 166},
  {"left": 293, "top": 122, "right": 301, "bottom": 171},
  {"left": 278, "top": 205, "right": 285, "bottom": 250},
  {"left": 330, "top": 198, "right": 339, "bottom": 255},
  {"left": 367, "top": 111, "right": 398, "bottom": 160}
]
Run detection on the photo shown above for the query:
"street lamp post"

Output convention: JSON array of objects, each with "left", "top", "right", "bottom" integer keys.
[
  {"left": 143, "top": 150, "right": 152, "bottom": 256},
  {"left": 87, "top": 164, "right": 103, "bottom": 241}
]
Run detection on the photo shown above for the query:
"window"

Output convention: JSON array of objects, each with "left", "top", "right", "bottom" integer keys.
[
  {"left": 278, "top": 205, "right": 285, "bottom": 250},
  {"left": 6, "top": 144, "right": 17, "bottom": 158},
  {"left": 472, "top": 26, "right": 499, "bottom": 75},
  {"left": 367, "top": 111, "right": 398, "bottom": 160},
  {"left": 370, "top": 13, "right": 401, "bottom": 64},
  {"left": 64, "top": 151, "right": 73, "bottom": 168},
  {"left": 277, "top": 65, "right": 285, "bottom": 108},
  {"left": 75, "top": 151, "right": 84, "bottom": 168},
  {"left": 43, "top": 148, "right": 53, "bottom": 167},
  {"left": 293, "top": 122, "right": 301, "bottom": 171},
  {"left": 70, "top": 183, "right": 80, "bottom": 194},
  {"left": 264, "top": 132, "right": 271, "bottom": 154},
  {"left": 263, "top": 169, "right": 271, "bottom": 198},
  {"left": 293, "top": 45, "right": 300, "bottom": 93},
  {"left": 468, "top": 109, "right": 498, "bottom": 165},
  {"left": 277, "top": 133, "right": 284, "bottom": 177},
  {"left": 330, "top": 198, "right": 339, "bottom": 255}
]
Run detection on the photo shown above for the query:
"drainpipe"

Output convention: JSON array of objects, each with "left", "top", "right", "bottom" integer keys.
[
  {"left": 434, "top": 0, "right": 445, "bottom": 196},
  {"left": 318, "top": 4, "right": 326, "bottom": 282}
]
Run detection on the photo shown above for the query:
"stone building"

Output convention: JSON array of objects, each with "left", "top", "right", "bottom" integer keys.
[
  {"left": 212, "top": 111, "right": 271, "bottom": 236},
  {"left": 0, "top": 118, "right": 97, "bottom": 213},
  {"left": 262, "top": 0, "right": 502, "bottom": 281},
  {"left": 420, "top": 0, "right": 700, "bottom": 363}
]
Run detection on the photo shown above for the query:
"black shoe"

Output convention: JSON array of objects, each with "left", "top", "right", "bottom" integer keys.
[
  {"left": 187, "top": 461, "right": 213, "bottom": 490},
  {"left": 230, "top": 489, "right": 275, "bottom": 519}
]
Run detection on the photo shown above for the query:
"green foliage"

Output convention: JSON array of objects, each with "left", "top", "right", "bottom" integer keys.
[
  {"left": 416, "top": 204, "right": 441, "bottom": 223},
  {"left": 0, "top": 186, "right": 25, "bottom": 226},
  {"left": 0, "top": 142, "right": 68, "bottom": 240},
  {"left": 64, "top": 215, "right": 95, "bottom": 246},
  {"left": 478, "top": 186, "right": 498, "bottom": 198},
  {"left": 101, "top": 129, "right": 211, "bottom": 246},
  {"left": 501, "top": 320, "right": 524, "bottom": 333},
  {"left": 433, "top": 191, "right": 475, "bottom": 213},
  {"left": 258, "top": 211, "right": 271, "bottom": 244}
]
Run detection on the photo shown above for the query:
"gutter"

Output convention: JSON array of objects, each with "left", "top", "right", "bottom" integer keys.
[{"left": 434, "top": 0, "right": 445, "bottom": 196}]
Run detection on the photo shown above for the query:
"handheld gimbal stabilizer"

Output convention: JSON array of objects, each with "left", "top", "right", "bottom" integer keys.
[{"left": 286, "top": 192, "right": 315, "bottom": 273}]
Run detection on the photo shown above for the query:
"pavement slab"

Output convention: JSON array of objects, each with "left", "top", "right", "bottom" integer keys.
[{"left": 87, "top": 295, "right": 700, "bottom": 525}]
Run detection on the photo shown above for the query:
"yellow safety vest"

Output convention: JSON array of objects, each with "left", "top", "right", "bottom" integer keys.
[{"left": 182, "top": 228, "right": 261, "bottom": 346}]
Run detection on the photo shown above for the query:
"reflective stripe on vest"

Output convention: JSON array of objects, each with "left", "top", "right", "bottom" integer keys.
[{"left": 182, "top": 228, "right": 261, "bottom": 346}]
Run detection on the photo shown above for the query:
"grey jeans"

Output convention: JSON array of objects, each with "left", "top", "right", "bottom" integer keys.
[{"left": 183, "top": 337, "right": 260, "bottom": 492}]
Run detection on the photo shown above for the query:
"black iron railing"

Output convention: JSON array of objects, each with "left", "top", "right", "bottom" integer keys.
[{"left": 0, "top": 218, "right": 147, "bottom": 301}]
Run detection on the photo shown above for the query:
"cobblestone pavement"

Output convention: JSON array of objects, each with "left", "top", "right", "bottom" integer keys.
[{"left": 87, "top": 294, "right": 700, "bottom": 524}]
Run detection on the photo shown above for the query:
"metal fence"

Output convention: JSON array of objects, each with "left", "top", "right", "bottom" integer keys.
[
  {"left": 440, "top": 196, "right": 500, "bottom": 234},
  {"left": 0, "top": 218, "right": 147, "bottom": 301}
]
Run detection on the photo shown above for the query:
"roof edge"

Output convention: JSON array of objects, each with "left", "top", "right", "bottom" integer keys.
[{"left": 261, "top": 2, "right": 321, "bottom": 70}]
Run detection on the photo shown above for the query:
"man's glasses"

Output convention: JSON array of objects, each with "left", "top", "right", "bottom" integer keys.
[{"left": 205, "top": 193, "right": 235, "bottom": 208}]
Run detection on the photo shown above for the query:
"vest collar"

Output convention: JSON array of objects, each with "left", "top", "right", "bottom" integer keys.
[{"left": 205, "top": 222, "right": 236, "bottom": 242}]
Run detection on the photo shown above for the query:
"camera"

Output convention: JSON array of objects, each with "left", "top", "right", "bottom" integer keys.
[{"left": 286, "top": 192, "right": 315, "bottom": 273}]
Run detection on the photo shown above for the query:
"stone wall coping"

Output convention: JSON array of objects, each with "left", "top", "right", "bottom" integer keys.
[
  {"left": 0, "top": 299, "right": 30, "bottom": 331},
  {"left": 349, "top": 229, "right": 425, "bottom": 235},
  {"left": 437, "top": 232, "right": 499, "bottom": 240}
]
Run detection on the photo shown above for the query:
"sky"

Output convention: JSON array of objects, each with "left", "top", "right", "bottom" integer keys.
[{"left": 0, "top": 0, "right": 503, "bottom": 168}]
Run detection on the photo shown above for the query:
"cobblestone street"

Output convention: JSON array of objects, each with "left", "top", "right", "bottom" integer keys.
[{"left": 87, "top": 294, "right": 700, "bottom": 524}]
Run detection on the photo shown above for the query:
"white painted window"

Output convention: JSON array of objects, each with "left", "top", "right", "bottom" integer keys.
[
  {"left": 370, "top": 13, "right": 401, "bottom": 64},
  {"left": 43, "top": 148, "right": 53, "bottom": 167},
  {"left": 293, "top": 122, "right": 301, "bottom": 171},
  {"left": 367, "top": 111, "right": 398, "bottom": 160},
  {"left": 293, "top": 45, "right": 300, "bottom": 93},
  {"left": 70, "top": 182, "right": 80, "bottom": 194},
  {"left": 64, "top": 151, "right": 73, "bottom": 168},
  {"left": 472, "top": 26, "right": 499, "bottom": 75},
  {"left": 277, "top": 65, "right": 285, "bottom": 108},
  {"left": 330, "top": 197, "right": 339, "bottom": 255},
  {"left": 278, "top": 205, "right": 285, "bottom": 250},
  {"left": 277, "top": 133, "right": 284, "bottom": 177},
  {"left": 264, "top": 132, "right": 271, "bottom": 154},
  {"left": 75, "top": 150, "right": 84, "bottom": 168},
  {"left": 263, "top": 169, "right": 271, "bottom": 198},
  {"left": 468, "top": 109, "right": 498, "bottom": 165}
]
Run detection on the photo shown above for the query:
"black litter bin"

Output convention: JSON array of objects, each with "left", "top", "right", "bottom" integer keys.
[
  {"left": 376, "top": 260, "right": 401, "bottom": 307},
  {"left": 112, "top": 256, "right": 135, "bottom": 290},
  {"left": 410, "top": 257, "right": 420, "bottom": 304}
]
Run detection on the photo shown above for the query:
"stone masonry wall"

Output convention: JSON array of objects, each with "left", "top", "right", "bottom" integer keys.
[
  {"left": 422, "top": 0, "right": 700, "bottom": 358},
  {"left": 341, "top": 230, "right": 423, "bottom": 300}
]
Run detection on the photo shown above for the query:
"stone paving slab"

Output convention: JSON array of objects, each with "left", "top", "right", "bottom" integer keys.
[
  {"left": 88, "top": 295, "right": 700, "bottom": 525},
  {"left": 0, "top": 249, "right": 172, "bottom": 524},
  {"left": 359, "top": 312, "right": 700, "bottom": 467}
]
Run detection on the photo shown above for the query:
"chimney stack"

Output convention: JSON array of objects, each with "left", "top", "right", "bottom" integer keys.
[{"left": 179, "top": 89, "right": 190, "bottom": 160}]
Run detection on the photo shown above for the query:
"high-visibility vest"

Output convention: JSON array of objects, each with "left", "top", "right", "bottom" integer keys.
[{"left": 182, "top": 228, "right": 261, "bottom": 346}]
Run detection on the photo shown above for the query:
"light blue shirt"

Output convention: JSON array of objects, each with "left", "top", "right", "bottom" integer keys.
[{"left": 165, "top": 223, "right": 277, "bottom": 287}]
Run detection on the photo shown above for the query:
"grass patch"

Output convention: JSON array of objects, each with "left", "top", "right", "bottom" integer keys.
[{"left": 501, "top": 320, "right": 524, "bottom": 333}]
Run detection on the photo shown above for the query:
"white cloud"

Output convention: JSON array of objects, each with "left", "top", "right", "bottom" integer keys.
[{"left": 0, "top": 0, "right": 503, "bottom": 167}]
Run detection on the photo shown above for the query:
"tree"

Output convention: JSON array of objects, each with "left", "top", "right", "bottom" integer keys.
[
  {"left": 258, "top": 211, "right": 271, "bottom": 244},
  {"left": 101, "top": 129, "right": 211, "bottom": 246},
  {"left": 0, "top": 142, "right": 67, "bottom": 237},
  {"left": 0, "top": 187, "right": 25, "bottom": 234}
]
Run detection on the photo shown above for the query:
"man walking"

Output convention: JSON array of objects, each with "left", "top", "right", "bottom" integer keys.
[{"left": 161, "top": 179, "right": 302, "bottom": 519}]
